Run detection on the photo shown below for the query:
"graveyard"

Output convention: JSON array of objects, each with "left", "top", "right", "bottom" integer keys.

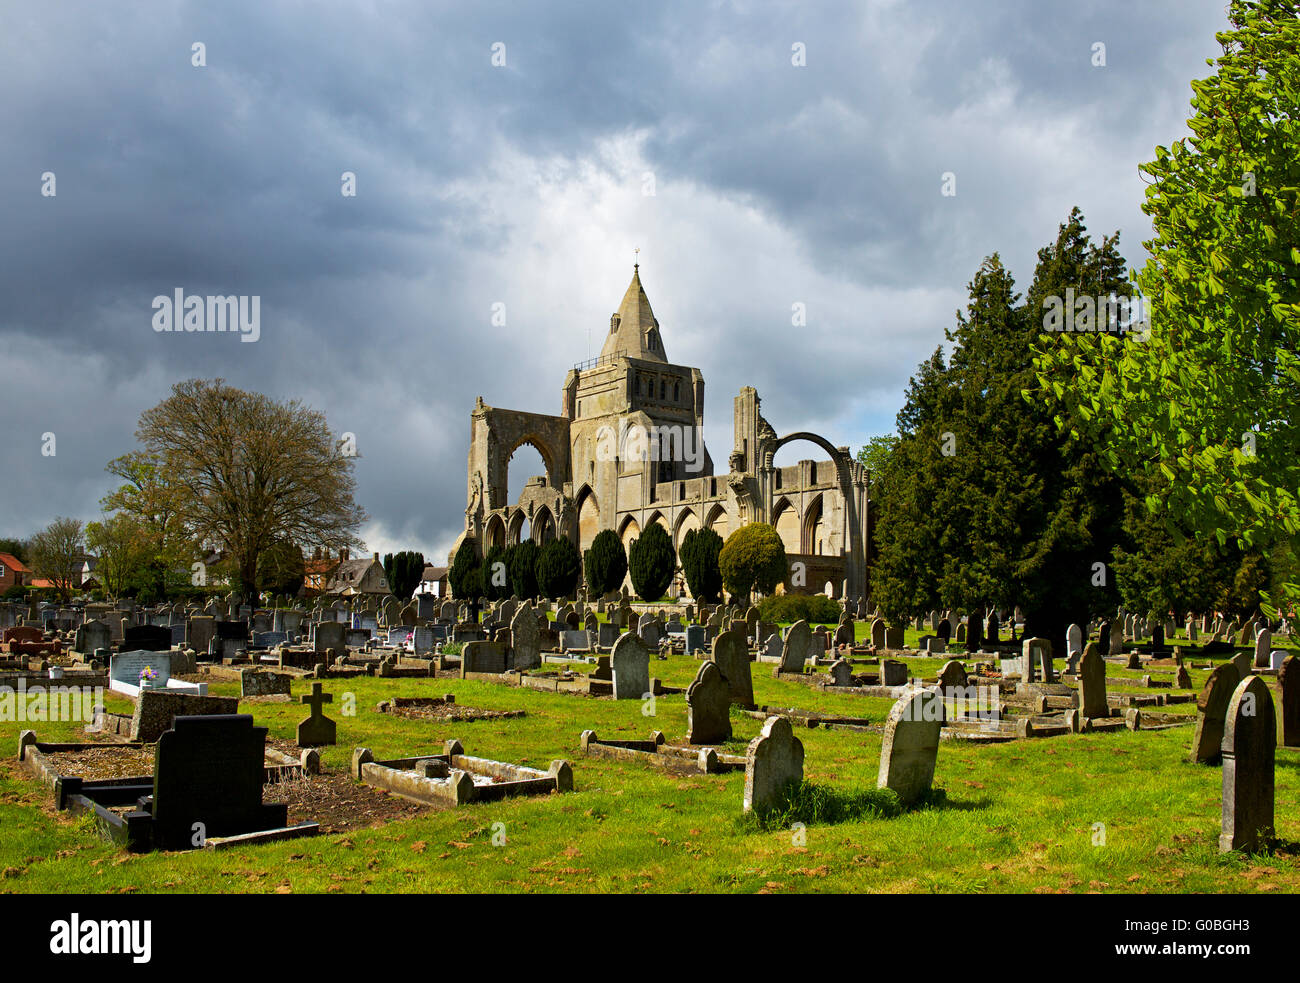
[
  {"left": 1, "top": 600, "right": 1297, "bottom": 893},
  {"left": 3, "top": 0, "right": 1298, "bottom": 925}
]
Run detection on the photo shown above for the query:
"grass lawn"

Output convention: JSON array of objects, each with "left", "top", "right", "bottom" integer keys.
[{"left": 1, "top": 634, "right": 1296, "bottom": 894}]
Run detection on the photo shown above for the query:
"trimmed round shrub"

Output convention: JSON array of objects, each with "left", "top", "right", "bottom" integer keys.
[
  {"left": 448, "top": 540, "right": 482, "bottom": 599},
  {"left": 584, "top": 528, "right": 628, "bottom": 596},
  {"left": 679, "top": 527, "right": 724, "bottom": 603},
  {"left": 536, "top": 537, "right": 582, "bottom": 599},
  {"left": 758, "top": 593, "right": 842, "bottom": 626},
  {"left": 719, "top": 522, "right": 788, "bottom": 601},
  {"left": 628, "top": 522, "right": 676, "bottom": 602},
  {"left": 507, "top": 540, "right": 540, "bottom": 599},
  {"left": 482, "top": 544, "right": 511, "bottom": 601}
]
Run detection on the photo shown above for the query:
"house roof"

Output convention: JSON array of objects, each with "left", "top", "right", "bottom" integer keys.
[
  {"left": 422, "top": 566, "right": 448, "bottom": 580},
  {"left": 0, "top": 553, "right": 30, "bottom": 573},
  {"left": 304, "top": 557, "right": 338, "bottom": 576},
  {"left": 326, "top": 557, "right": 384, "bottom": 592}
]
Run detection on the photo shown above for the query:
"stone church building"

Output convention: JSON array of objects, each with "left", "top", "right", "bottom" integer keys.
[{"left": 451, "top": 266, "right": 870, "bottom": 599}]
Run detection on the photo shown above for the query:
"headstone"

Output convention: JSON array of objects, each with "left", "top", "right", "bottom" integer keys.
[
  {"left": 313, "top": 621, "right": 346, "bottom": 655},
  {"left": 240, "top": 669, "right": 292, "bottom": 698},
  {"left": 123, "top": 624, "right": 171, "bottom": 652},
  {"left": 110, "top": 650, "right": 173, "bottom": 690},
  {"left": 685, "top": 624, "right": 707, "bottom": 656},
  {"left": 639, "top": 616, "right": 663, "bottom": 649},
  {"left": 297, "top": 682, "right": 337, "bottom": 747},
  {"left": 880, "top": 659, "right": 908, "bottom": 686},
  {"left": 870, "top": 618, "right": 886, "bottom": 649},
  {"left": 1278, "top": 655, "right": 1298, "bottom": 747},
  {"left": 461, "top": 639, "right": 507, "bottom": 673},
  {"left": 779, "top": 620, "right": 811, "bottom": 672},
  {"left": 686, "top": 661, "right": 732, "bottom": 745},
  {"left": 610, "top": 633, "right": 651, "bottom": 700},
  {"left": 510, "top": 606, "right": 541, "bottom": 670},
  {"left": 73, "top": 619, "right": 111, "bottom": 655},
  {"left": 412, "top": 625, "right": 436, "bottom": 654},
  {"left": 1254, "top": 629, "right": 1272, "bottom": 668},
  {"left": 936, "top": 660, "right": 967, "bottom": 693},
  {"left": 742, "top": 716, "right": 805, "bottom": 814},
  {"left": 150, "top": 714, "right": 288, "bottom": 850},
  {"left": 1232, "top": 650, "right": 1251, "bottom": 679},
  {"left": 1023, "top": 637, "right": 1053, "bottom": 683},
  {"left": 1066, "top": 624, "right": 1083, "bottom": 658},
  {"left": 1190, "top": 662, "right": 1243, "bottom": 764},
  {"left": 710, "top": 630, "right": 754, "bottom": 707},
  {"left": 1219, "top": 675, "right": 1275, "bottom": 853},
  {"left": 877, "top": 689, "right": 943, "bottom": 805},
  {"left": 1078, "top": 643, "right": 1108, "bottom": 718},
  {"left": 828, "top": 659, "right": 853, "bottom": 686},
  {"left": 186, "top": 616, "right": 216, "bottom": 656},
  {"left": 884, "top": 625, "right": 905, "bottom": 649}
]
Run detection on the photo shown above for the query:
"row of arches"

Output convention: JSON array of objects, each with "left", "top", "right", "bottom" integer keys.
[
  {"left": 613, "top": 501, "right": 731, "bottom": 554},
  {"left": 482, "top": 489, "right": 830, "bottom": 557},
  {"left": 771, "top": 494, "right": 830, "bottom": 555},
  {"left": 483, "top": 506, "right": 557, "bottom": 549}
]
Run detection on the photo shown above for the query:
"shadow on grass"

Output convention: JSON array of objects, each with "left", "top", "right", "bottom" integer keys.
[{"left": 738, "top": 780, "right": 987, "bottom": 833}]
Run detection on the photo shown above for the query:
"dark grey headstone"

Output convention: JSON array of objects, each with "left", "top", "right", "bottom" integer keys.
[
  {"left": 151, "top": 714, "right": 286, "bottom": 850},
  {"left": 1220, "top": 675, "right": 1275, "bottom": 853},
  {"left": 123, "top": 624, "right": 171, "bottom": 652}
]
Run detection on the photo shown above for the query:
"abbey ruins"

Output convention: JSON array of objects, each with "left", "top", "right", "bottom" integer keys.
[{"left": 452, "top": 266, "right": 870, "bottom": 598}]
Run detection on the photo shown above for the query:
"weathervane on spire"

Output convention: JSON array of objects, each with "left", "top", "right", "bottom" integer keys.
[{"left": 634, "top": 246, "right": 639, "bottom": 270}]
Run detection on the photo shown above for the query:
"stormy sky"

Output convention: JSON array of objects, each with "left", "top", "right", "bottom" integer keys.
[{"left": 0, "top": 0, "right": 1232, "bottom": 564}]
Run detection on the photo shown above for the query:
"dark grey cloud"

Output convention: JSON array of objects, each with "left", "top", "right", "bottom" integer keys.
[{"left": 0, "top": 0, "right": 1232, "bottom": 560}]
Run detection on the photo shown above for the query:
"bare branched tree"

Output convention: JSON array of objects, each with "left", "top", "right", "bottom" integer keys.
[{"left": 29, "top": 516, "right": 85, "bottom": 602}]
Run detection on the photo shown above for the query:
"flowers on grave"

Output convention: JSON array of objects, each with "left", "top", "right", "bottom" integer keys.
[{"left": 139, "top": 666, "right": 158, "bottom": 687}]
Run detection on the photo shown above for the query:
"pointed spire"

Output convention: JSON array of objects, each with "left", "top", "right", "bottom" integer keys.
[{"left": 600, "top": 261, "right": 666, "bottom": 363}]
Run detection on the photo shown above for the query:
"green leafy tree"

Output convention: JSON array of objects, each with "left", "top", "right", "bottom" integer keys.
[
  {"left": 628, "top": 522, "right": 676, "bottom": 601},
  {"left": 873, "top": 212, "right": 1133, "bottom": 642},
  {"left": 679, "top": 527, "right": 724, "bottom": 603},
  {"left": 382, "top": 551, "right": 426, "bottom": 600},
  {"left": 1035, "top": 1, "right": 1300, "bottom": 612},
  {"left": 536, "top": 537, "right": 582, "bottom": 599},
  {"left": 0, "top": 539, "right": 28, "bottom": 564},
  {"left": 583, "top": 529, "right": 628, "bottom": 596},
  {"left": 508, "top": 540, "right": 540, "bottom": 599},
  {"left": 448, "top": 541, "right": 482, "bottom": 599},
  {"left": 718, "top": 522, "right": 787, "bottom": 601},
  {"left": 869, "top": 350, "right": 949, "bottom": 621},
  {"left": 1111, "top": 473, "right": 1240, "bottom": 617},
  {"left": 855, "top": 434, "right": 898, "bottom": 479},
  {"left": 84, "top": 513, "right": 149, "bottom": 598}
]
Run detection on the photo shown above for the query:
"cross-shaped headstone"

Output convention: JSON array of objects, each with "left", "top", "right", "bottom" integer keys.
[{"left": 297, "top": 682, "right": 337, "bottom": 747}]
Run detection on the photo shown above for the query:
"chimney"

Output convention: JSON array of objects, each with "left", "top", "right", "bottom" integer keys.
[{"left": 373, "top": 552, "right": 379, "bottom": 563}]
